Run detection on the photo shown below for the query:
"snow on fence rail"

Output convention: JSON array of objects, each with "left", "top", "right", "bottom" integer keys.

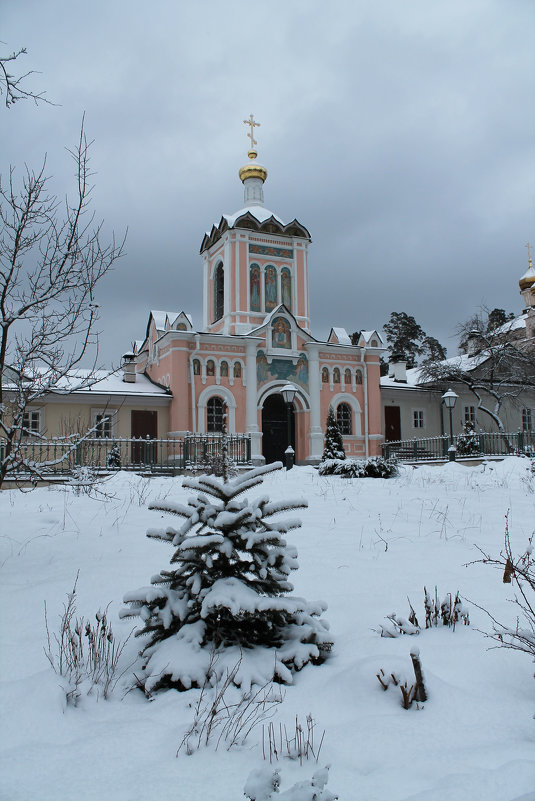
[
  {"left": 0, "top": 434, "right": 252, "bottom": 478},
  {"left": 382, "top": 431, "right": 535, "bottom": 462}
]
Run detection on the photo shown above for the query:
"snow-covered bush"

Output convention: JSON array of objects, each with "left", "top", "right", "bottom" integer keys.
[
  {"left": 177, "top": 651, "right": 284, "bottom": 755},
  {"left": 264, "top": 714, "right": 325, "bottom": 764},
  {"left": 69, "top": 465, "right": 98, "bottom": 495},
  {"left": 107, "top": 444, "right": 121, "bottom": 469},
  {"left": 318, "top": 456, "right": 397, "bottom": 479},
  {"left": 244, "top": 765, "right": 337, "bottom": 801},
  {"left": 121, "top": 462, "right": 332, "bottom": 694},
  {"left": 377, "top": 648, "right": 427, "bottom": 710},
  {"left": 321, "top": 406, "right": 345, "bottom": 462},
  {"left": 456, "top": 423, "right": 480, "bottom": 456},
  {"left": 378, "top": 586, "right": 469, "bottom": 637},
  {"left": 44, "top": 573, "right": 132, "bottom": 705}
]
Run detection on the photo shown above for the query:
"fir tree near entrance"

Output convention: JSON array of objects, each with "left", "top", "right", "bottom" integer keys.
[
  {"left": 322, "top": 405, "right": 345, "bottom": 461},
  {"left": 121, "top": 463, "right": 331, "bottom": 694}
]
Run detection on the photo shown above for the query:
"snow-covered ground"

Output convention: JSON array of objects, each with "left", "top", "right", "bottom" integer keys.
[{"left": 1, "top": 459, "right": 534, "bottom": 801}]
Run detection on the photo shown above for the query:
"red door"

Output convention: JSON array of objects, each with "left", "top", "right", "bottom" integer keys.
[
  {"left": 384, "top": 406, "right": 401, "bottom": 442},
  {"left": 131, "top": 411, "right": 158, "bottom": 463}
]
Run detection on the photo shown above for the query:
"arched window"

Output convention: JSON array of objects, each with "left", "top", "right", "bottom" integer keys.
[
  {"left": 193, "top": 359, "right": 200, "bottom": 375},
  {"left": 220, "top": 360, "right": 229, "bottom": 377},
  {"left": 344, "top": 368, "right": 352, "bottom": 385},
  {"left": 321, "top": 367, "right": 329, "bottom": 383},
  {"left": 233, "top": 361, "right": 242, "bottom": 378},
  {"left": 213, "top": 262, "right": 224, "bottom": 322},
  {"left": 206, "top": 360, "right": 215, "bottom": 376},
  {"left": 281, "top": 267, "right": 291, "bottom": 309},
  {"left": 355, "top": 370, "right": 363, "bottom": 385},
  {"left": 207, "top": 396, "right": 225, "bottom": 432},
  {"left": 333, "top": 368, "right": 341, "bottom": 384},
  {"left": 337, "top": 403, "right": 352, "bottom": 435},
  {"left": 264, "top": 265, "right": 277, "bottom": 312},
  {"left": 249, "top": 264, "right": 261, "bottom": 312}
]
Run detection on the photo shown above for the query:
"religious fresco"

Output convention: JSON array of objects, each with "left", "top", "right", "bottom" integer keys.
[
  {"left": 249, "top": 264, "right": 261, "bottom": 312},
  {"left": 272, "top": 316, "right": 291, "bottom": 349},
  {"left": 265, "top": 266, "right": 277, "bottom": 311},
  {"left": 249, "top": 243, "right": 293, "bottom": 259},
  {"left": 256, "top": 350, "right": 309, "bottom": 391},
  {"left": 281, "top": 267, "right": 291, "bottom": 309}
]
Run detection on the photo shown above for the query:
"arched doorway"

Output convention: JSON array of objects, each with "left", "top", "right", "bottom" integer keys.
[{"left": 262, "top": 393, "right": 295, "bottom": 464}]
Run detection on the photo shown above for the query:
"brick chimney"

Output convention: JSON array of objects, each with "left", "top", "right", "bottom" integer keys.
[{"left": 122, "top": 352, "right": 136, "bottom": 383}]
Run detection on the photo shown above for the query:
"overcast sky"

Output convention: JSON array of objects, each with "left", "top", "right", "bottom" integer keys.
[{"left": 3, "top": 0, "right": 534, "bottom": 365}]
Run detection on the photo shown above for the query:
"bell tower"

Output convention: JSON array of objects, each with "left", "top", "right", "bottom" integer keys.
[{"left": 200, "top": 117, "right": 312, "bottom": 335}]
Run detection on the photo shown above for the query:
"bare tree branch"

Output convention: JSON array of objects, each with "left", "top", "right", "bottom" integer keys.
[
  {"left": 0, "top": 118, "right": 126, "bottom": 485},
  {"left": 0, "top": 45, "right": 53, "bottom": 108}
]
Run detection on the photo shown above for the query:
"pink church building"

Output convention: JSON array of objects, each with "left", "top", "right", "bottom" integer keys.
[{"left": 127, "top": 121, "right": 384, "bottom": 464}]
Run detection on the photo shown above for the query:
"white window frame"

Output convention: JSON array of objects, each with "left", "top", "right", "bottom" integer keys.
[
  {"left": 522, "top": 407, "right": 533, "bottom": 432},
  {"left": 22, "top": 409, "right": 42, "bottom": 437},
  {"left": 412, "top": 409, "right": 425, "bottom": 429},
  {"left": 464, "top": 405, "right": 476, "bottom": 425},
  {"left": 91, "top": 409, "right": 117, "bottom": 438}
]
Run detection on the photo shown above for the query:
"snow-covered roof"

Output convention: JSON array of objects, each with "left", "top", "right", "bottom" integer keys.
[
  {"left": 150, "top": 310, "right": 180, "bottom": 331},
  {"left": 71, "top": 371, "right": 170, "bottom": 397},
  {"left": 494, "top": 313, "right": 527, "bottom": 335},
  {"left": 329, "top": 327, "right": 352, "bottom": 346},
  {"left": 380, "top": 351, "right": 491, "bottom": 390},
  {"left": 380, "top": 366, "right": 424, "bottom": 389},
  {"left": 222, "top": 206, "right": 284, "bottom": 228},
  {"left": 359, "top": 330, "right": 385, "bottom": 346},
  {"left": 3, "top": 368, "right": 171, "bottom": 398}
]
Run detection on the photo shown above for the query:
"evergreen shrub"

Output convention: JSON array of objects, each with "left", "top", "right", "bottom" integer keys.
[{"left": 318, "top": 456, "right": 398, "bottom": 478}]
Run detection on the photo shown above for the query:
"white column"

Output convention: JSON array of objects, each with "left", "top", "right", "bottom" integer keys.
[
  {"left": 202, "top": 256, "right": 209, "bottom": 329},
  {"left": 224, "top": 237, "right": 231, "bottom": 333},
  {"left": 307, "top": 344, "right": 323, "bottom": 462},
  {"left": 245, "top": 338, "right": 263, "bottom": 463}
]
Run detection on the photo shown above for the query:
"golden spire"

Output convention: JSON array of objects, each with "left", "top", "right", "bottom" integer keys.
[
  {"left": 527, "top": 242, "right": 533, "bottom": 269},
  {"left": 239, "top": 114, "right": 267, "bottom": 185}
]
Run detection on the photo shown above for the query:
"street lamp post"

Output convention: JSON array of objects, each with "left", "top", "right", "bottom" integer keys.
[
  {"left": 442, "top": 388, "right": 459, "bottom": 461},
  {"left": 281, "top": 382, "right": 297, "bottom": 470}
]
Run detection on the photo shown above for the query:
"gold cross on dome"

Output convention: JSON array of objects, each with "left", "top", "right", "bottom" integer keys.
[
  {"left": 526, "top": 242, "right": 533, "bottom": 266},
  {"left": 243, "top": 114, "right": 260, "bottom": 150}
]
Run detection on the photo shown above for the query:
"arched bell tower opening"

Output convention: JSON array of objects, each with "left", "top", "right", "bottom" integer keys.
[
  {"left": 213, "top": 262, "right": 224, "bottom": 322},
  {"left": 261, "top": 393, "right": 295, "bottom": 464}
]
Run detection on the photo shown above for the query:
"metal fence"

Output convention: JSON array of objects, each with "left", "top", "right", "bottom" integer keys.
[
  {"left": 382, "top": 430, "right": 535, "bottom": 462},
  {"left": 0, "top": 433, "right": 252, "bottom": 478}
]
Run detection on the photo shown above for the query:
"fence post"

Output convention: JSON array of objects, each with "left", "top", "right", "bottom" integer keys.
[
  {"left": 246, "top": 435, "right": 251, "bottom": 463},
  {"left": 518, "top": 430, "right": 524, "bottom": 454}
]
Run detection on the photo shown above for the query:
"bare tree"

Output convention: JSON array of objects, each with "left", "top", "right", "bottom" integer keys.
[
  {"left": 421, "top": 308, "right": 535, "bottom": 435},
  {"left": 469, "top": 512, "right": 535, "bottom": 669},
  {"left": 0, "top": 45, "right": 50, "bottom": 108},
  {"left": 0, "top": 120, "right": 125, "bottom": 485}
]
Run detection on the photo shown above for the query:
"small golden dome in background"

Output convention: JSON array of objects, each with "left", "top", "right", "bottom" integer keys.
[{"left": 519, "top": 261, "right": 535, "bottom": 291}]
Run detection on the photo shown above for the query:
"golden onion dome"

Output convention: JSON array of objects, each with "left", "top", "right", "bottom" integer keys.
[
  {"left": 519, "top": 260, "right": 535, "bottom": 291},
  {"left": 239, "top": 149, "right": 268, "bottom": 183}
]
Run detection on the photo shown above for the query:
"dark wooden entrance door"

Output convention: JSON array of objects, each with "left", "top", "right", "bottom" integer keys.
[
  {"left": 131, "top": 410, "right": 158, "bottom": 463},
  {"left": 384, "top": 406, "right": 401, "bottom": 442},
  {"left": 262, "top": 394, "right": 295, "bottom": 464}
]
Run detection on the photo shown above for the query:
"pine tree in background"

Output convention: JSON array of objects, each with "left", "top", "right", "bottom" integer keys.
[
  {"left": 321, "top": 405, "right": 345, "bottom": 461},
  {"left": 121, "top": 463, "right": 331, "bottom": 694}
]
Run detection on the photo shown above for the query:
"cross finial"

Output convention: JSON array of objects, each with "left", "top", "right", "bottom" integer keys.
[
  {"left": 243, "top": 114, "right": 260, "bottom": 151},
  {"left": 527, "top": 242, "right": 533, "bottom": 267}
]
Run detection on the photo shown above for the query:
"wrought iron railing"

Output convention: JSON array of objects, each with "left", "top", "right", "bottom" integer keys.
[
  {"left": 0, "top": 433, "right": 252, "bottom": 478},
  {"left": 382, "top": 431, "right": 535, "bottom": 462}
]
